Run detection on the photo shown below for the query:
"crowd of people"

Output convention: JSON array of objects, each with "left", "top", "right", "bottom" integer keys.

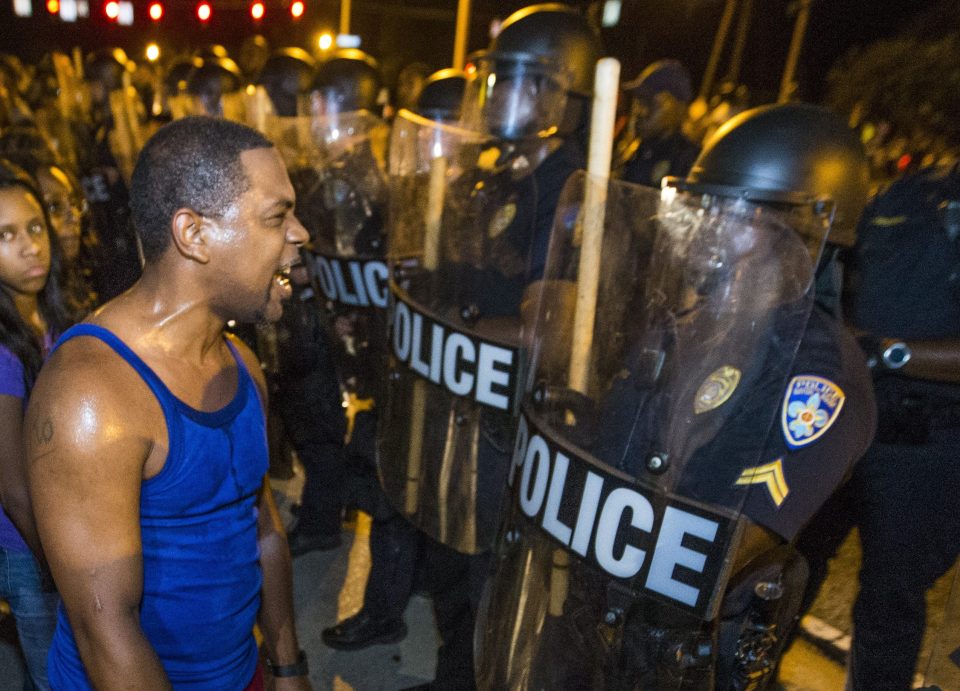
[{"left": 0, "top": 3, "right": 956, "bottom": 690}]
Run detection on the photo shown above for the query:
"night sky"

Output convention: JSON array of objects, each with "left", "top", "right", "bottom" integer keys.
[{"left": 0, "top": 0, "right": 949, "bottom": 103}]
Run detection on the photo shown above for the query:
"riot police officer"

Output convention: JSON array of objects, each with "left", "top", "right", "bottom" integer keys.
[
  {"left": 377, "top": 5, "right": 602, "bottom": 689},
  {"left": 255, "top": 47, "right": 316, "bottom": 119},
  {"left": 321, "top": 67, "right": 470, "bottom": 652},
  {"left": 473, "top": 103, "right": 876, "bottom": 690},
  {"left": 184, "top": 55, "right": 244, "bottom": 118},
  {"left": 254, "top": 47, "right": 348, "bottom": 556},
  {"left": 78, "top": 48, "right": 142, "bottom": 301},
  {"left": 413, "top": 69, "right": 467, "bottom": 123},
  {"left": 265, "top": 47, "right": 407, "bottom": 645}
]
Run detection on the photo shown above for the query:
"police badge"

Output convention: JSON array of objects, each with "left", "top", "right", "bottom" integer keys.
[
  {"left": 694, "top": 366, "right": 741, "bottom": 414},
  {"left": 781, "top": 375, "right": 845, "bottom": 449}
]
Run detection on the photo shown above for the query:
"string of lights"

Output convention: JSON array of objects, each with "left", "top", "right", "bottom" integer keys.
[{"left": 17, "top": 0, "right": 310, "bottom": 25}]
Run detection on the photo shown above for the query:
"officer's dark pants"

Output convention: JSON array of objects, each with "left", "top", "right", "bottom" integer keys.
[
  {"left": 277, "top": 372, "right": 346, "bottom": 537},
  {"left": 849, "top": 432, "right": 960, "bottom": 690},
  {"left": 345, "top": 410, "right": 421, "bottom": 621},
  {"left": 797, "top": 427, "right": 960, "bottom": 690},
  {"left": 422, "top": 537, "right": 490, "bottom": 691},
  {"left": 294, "top": 442, "right": 345, "bottom": 535},
  {"left": 362, "top": 502, "right": 420, "bottom": 621}
]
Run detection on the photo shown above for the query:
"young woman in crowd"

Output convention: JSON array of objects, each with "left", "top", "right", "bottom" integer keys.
[
  {"left": 0, "top": 126, "right": 97, "bottom": 312},
  {"left": 0, "top": 158, "right": 77, "bottom": 690}
]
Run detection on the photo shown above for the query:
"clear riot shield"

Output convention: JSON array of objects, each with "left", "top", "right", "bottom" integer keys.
[
  {"left": 475, "top": 172, "right": 826, "bottom": 689},
  {"left": 379, "top": 109, "right": 539, "bottom": 554},
  {"left": 293, "top": 106, "right": 390, "bottom": 404},
  {"left": 922, "top": 565, "right": 960, "bottom": 689}
]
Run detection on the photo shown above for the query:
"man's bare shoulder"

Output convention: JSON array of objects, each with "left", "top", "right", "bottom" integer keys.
[
  {"left": 27, "top": 331, "right": 162, "bottom": 467},
  {"left": 35, "top": 331, "right": 145, "bottom": 402}
]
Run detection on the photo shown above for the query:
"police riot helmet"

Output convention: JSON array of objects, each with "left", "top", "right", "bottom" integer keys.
[
  {"left": 192, "top": 44, "right": 231, "bottom": 61},
  {"left": 185, "top": 56, "right": 244, "bottom": 116},
  {"left": 414, "top": 68, "right": 467, "bottom": 122},
  {"left": 85, "top": 48, "right": 130, "bottom": 89},
  {"left": 308, "top": 49, "right": 383, "bottom": 116},
  {"left": 163, "top": 57, "right": 195, "bottom": 97},
  {"left": 464, "top": 3, "right": 602, "bottom": 140},
  {"left": 676, "top": 103, "right": 870, "bottom": 247},
  {"left": 256, "top": 47, "right": 316, "bottom": 117}
]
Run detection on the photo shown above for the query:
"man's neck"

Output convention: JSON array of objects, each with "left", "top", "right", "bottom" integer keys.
[{"left": 98, "top": 264, "right": 229, "bottom": 365}]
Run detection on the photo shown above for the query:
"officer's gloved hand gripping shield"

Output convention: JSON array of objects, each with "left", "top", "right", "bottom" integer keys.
[
  {"left": 379, "top": 107, "right": 542, "bottom": 554},
  {"left": 474, "top": 173, "right": 828, "bottom": 689}
]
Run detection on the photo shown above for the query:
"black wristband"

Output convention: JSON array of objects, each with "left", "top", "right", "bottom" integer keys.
[{"left": 267, "top": 650, "right": 309, "bottom": 678}]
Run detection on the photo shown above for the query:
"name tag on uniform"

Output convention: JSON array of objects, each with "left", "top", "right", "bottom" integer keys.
[
  {"left": 509, "top": 409, "right": 737, "bottom": 618},
  {"left": 311, "top": 253, "right": 389, "bottom": 309},
  {"left": 390, "top": 286, "right": 520, "bottom": 412}
]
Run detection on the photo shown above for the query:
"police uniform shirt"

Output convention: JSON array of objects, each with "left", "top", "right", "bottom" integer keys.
[
  {"left": 849, "top": 165, "right": 960, "bottom": 342},
  {"left": 848, "top": 164, "right": 960, "bottom": 408},
  {"left": 599, "top": 305, "right": 876, "bottom": 542},
  {"left": 445, "top": 138, "right": 585, "bottom": 318}
]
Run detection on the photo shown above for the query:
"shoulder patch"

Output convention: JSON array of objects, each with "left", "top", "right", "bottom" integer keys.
[
  {"left": 694, "top": 366, "right": 741, "bottom": 414},
  {"left": 781, "top": 375, "right": 845, "bottom": 449}
]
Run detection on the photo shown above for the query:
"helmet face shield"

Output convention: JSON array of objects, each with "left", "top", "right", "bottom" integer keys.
[{"left": 461, "top": 52, "right": 570, "bottom": 141}]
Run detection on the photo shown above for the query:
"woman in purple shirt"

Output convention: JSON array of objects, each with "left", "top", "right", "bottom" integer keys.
[{"left": 0, "top": 158, "right": 76, "bottom": 689}]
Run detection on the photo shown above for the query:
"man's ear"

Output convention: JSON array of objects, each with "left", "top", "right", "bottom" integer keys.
[{"left": 171, "top": 208, "right": 211, "bottom": 264}]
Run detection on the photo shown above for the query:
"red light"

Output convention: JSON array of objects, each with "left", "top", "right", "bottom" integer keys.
[
  {"left": 196, "top": 1, "right": 211, "bottom": 21},
  {"left": 897, "top": 154, "right": 912, "bottom": 172},
  {"left": 104, "top": 0, "right": 119, "bottom": 19},
  {"left": 290, "top": 0, "right": 304, "bottom": 18},
  {"left": 148, "top": 2, "right": 163, "bottom": 20},
  {"left": 250, "top": 1, "right": 264, "bottom": 19},
  {"left": 46, "top": 0, "right": 59, "bottom": 13}
]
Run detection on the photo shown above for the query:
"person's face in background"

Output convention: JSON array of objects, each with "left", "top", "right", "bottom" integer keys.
[
  {"left": 633, "top": 91, "right": 687, "bottom": 140},
  {"left": 35, "top": 165, "right": 84, "bottom": 262},
  {"left": 0, "top": 186, "right": 51, "bottom": 301}
]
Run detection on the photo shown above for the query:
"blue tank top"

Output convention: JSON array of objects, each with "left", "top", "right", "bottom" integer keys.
[{"left": 47, "top": 324, "right": 268, "bottom": 689}]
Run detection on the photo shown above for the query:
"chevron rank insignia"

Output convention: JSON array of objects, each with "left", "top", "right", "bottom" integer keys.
[
  {"left": 735, "top": 459, "right": 789, "bottom": 508},
  {"left": 781, "top": 375, "right": 845, "bottom": 450},
  {"left": 694, "top": 366, "right": 741, "bottom": 414}
]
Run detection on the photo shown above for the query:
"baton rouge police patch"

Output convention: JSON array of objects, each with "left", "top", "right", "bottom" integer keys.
[{"left": 781, "top": 375, "right": 845, "bottom": 449}]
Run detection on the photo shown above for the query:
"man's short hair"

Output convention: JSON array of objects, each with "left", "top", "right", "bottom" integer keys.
[{"left": 130, "top": 116, "right": 274, "bottom": 263}]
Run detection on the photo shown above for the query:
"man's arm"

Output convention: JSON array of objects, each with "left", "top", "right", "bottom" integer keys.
[
  {"left": 256, "top": 478, "right": 309, "bottom": 688},
  {"left": 0, "top": 395, "right": 44, "bottom": 559},
  {"left": 25, "top": 344, "right": 171, "bottom": 690},
  {"left": 231, "top": 335, "right": 310, "bottom": 689}
]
